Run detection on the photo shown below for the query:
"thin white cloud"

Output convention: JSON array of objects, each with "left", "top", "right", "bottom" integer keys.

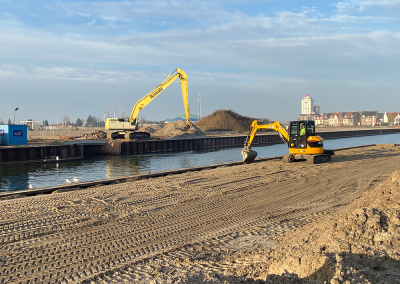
[
  {"left": 358, "top": 0, "right": 400, "bottom": 11},
  {"left": 336, "top": 0, "right": 400, "bottom": 13},
  {"left": 335, "top": 1, "right": 358, "bottom": 14},
  {"left": 1, "top": 26, "right": 399, "bottom": 79},
  {"left": 326, "top": 14, "right": 390, "bottom": 23},
  {"left": 100, "top": 16, "right": 118, "bottom": 23},
  {"left": 0, "top": 64, "right": 28, "bottom": 77},
  {"left": 0, "top": 63, "right": 171, "bottom": 83},
  {"left": 77, "top": 12, "right": 91, "bottom": 17},
  {"left": 55, "top": 0, "right": 230, "bottom": 22},
  {"left": 87, "top": 19, "right": 96, "bottom": 25}
]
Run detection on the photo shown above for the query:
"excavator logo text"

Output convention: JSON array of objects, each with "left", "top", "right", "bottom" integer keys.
[{"left": 150, "top": 87, "right": 164, "bottom": 99}]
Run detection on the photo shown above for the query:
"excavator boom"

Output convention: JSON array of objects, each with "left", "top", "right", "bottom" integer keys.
[
  {"left": 105, "top": 68, "right": 191, "bottom": 139},
  {"left": 128, "top": 68, "right": 191, "bottom": 128},
  {"left": 242, "top": 120, "right": 289, "bottom": 163}
]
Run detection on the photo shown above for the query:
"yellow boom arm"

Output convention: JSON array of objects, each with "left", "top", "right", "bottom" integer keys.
[
  {"left": 241, "top": 120, "right": 289, "bottom": 163},
  {"left": 244, "top": 120, "right": 289, "bottom": 149},
  {"left": 129, "top": 68, "right": 191, "bottom": 128}
]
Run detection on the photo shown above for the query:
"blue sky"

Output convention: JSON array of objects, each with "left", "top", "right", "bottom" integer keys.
[{"left": 1, "top": 0, "right": 400, "bottom": 124}]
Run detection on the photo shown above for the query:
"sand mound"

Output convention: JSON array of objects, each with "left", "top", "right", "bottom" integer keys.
[
  {"left": 195, "top": 109, "right": 257, "bottom": 132},
  {"left": 82, "top": 130, "right": 107, "bottom": 139},
  {"left": 267, "top": 170, "right": 400, "bottom": 283},
  {"left": 138, "top": 125, "right": 157, "bottom": 133},
  {"left": 154, "top": 120, "right": 204, "bottom": 138}
]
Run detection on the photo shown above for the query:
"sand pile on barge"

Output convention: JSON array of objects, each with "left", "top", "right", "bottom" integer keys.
[{"left": 154, "top": 120, "right": 204, "bottom": 138}]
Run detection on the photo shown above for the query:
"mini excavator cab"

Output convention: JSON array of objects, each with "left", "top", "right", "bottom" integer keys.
[{"left": 288, "top": 120, "right": 315, "bottom": 149}]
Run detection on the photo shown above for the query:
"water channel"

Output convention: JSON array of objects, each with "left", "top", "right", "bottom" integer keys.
[{"left": 1, "top": 133, "right": 400, "bottom": 192}]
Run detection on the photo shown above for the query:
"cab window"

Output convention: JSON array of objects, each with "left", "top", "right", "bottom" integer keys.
[
  {"left": 290, "top": 123, "right": 298, "bottom": 137},
  {"left": 306, "top": 123, "right": 315, "bottom": 135}
]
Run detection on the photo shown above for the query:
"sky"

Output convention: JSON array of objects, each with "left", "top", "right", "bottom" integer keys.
[{"left": 1, "top": 0, "right": 400, "bottom": 124}]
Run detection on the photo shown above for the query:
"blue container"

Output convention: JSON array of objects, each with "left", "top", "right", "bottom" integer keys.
[{"left": 0, "top": 125, "right": 28, "bottom": 145}]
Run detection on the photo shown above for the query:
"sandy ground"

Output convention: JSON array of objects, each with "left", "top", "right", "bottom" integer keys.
[{"left": 0, "top": 144, "right": 399, "bottom": 283}]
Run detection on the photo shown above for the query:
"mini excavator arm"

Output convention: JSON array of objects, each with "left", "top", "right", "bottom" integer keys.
[
  {"left": 128, "top": 68, "right": 191, "bottom": 129},
  {"left": 243, "top": 120, "right": 289, "bottom": 148},
  {"left": 241, "top": 120, "right": 289, "bottom": 163}
]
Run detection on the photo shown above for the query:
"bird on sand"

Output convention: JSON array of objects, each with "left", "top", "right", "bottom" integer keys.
[
  {"left": 66, "top": 179, "right": 72, "bottom": 184},
  {"left": 28, "top": 184, "right": 33, "bottom": 189},
  {"left": 73, "top": 177, "right": 79, "bottom": 182}
]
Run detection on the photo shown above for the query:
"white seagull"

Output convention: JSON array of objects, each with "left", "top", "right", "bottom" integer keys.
[
  {"left": 28, "top": 184, "right": 33, "bottom": 189},
  {"left": 73, "top": 177, "right": 79, "bottom": 182},
  {"left": 66, "top": 179, "right": 72, "bottom": 184}
]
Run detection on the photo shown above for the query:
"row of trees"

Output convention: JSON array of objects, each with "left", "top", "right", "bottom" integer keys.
[
  {"left": 37, "top": 115, "right": 155, "bottom": 127},
  {"left": 37, "top": 116, "right": 102, "bottom": 127},
  {"left": 2, "top": 116, "right": 107, "bottom": 127},
  {"left": 0, "top": 119, "right": 12, "bottom": 125},
  {"left": 75, "top": 115, "right": 103, "bottom": 127}
]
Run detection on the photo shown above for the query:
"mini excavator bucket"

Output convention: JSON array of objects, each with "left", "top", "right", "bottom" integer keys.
[{"left": 241, "top": 148, "right": 258, "bottom": 164}]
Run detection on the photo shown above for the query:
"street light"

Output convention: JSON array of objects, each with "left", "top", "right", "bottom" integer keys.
[{"left": 14, "top": 107, "right": 19, "bottom": 125}]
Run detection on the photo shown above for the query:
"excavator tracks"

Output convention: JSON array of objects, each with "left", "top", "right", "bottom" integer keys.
[{"left": 0, "top": 145, "right": 400, "bottom": 283}]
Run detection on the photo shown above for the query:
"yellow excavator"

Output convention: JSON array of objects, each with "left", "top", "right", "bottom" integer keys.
[
  {"left": 105, "top": 68, "right": 191, "bottom": 140},
  {"left": 241, "top": 120, "right": 334, "bottom": 164}
]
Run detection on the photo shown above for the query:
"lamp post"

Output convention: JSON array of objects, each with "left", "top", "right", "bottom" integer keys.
[{"left": 14, "top": 107, "right": 19, "bottom": 125}]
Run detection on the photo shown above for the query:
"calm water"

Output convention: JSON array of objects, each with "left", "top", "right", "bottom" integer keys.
[{"left": 1, "top": 133, "right": 400, "bottom": 192}]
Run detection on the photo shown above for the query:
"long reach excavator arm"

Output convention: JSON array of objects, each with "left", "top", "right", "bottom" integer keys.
[
  {"left": 128, "top": 68, "right": 191, "bottom": 129},
  {"left": 105, "top": 68, "right": 191, "bottom": 140}
]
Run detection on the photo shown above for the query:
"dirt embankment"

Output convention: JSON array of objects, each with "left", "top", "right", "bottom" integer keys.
[
  {"left": 267, "top": 169, "right": 400, "bottom": 283},
  {"left": 195, "top": 109, "right": 257, "bottom": 132},
  {"left": 0, "top": 144, "right": 399, "bottom": 283}
]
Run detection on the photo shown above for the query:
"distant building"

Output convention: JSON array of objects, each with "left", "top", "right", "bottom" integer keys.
[
  {"left": 299, "top": 94, "right": 320, "bottom": 121},
  {"left": 329, "top": 112, "right": 343, "bottom": 126},
  {"left": 342, "top": 112, "right": 361, "bottom": 126},
  {"left": 20, "top": 120, "right": 40, "bottom": 130},
  {"left": 306, "top": 110, "right": 385, "bottom": 127},
  {"left": 360, "top": 111, "right": 379, "bottom": 126},
  {"left": 299, "top": 95, "right": 381, "bottom": 127},
  {"left": 383, "top": 112, "right": 400, "bottom": 125},
  {"left": 301, "top": 94, "right": 314, "bottom": 115},
  {"left": 314, "top": 113, "right": 328, "bottom": 126},
  {"left": 311, "top": 112, "right": 362, "bottom": 126}
]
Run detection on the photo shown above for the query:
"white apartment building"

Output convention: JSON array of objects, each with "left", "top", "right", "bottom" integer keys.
[{"left": 301, "top": 94, "right": 314, "bottom": 115}]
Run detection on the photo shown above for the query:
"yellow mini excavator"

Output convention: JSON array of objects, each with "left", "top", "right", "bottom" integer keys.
[
  {"left": 241, "top": 120, "right": 334, "bottom": 164},
  {"left": 105, "top": 68, "right": 191, "bottom": 140}
]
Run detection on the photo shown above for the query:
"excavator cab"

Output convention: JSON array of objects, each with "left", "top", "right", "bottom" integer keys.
[{"left": 288, "top": 120, "right": 315, "bottom": 149}]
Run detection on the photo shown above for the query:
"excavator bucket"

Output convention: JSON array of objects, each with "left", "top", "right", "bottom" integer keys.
[{"left": 241, "top": 149, "right": 258, "bottom": 164}]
